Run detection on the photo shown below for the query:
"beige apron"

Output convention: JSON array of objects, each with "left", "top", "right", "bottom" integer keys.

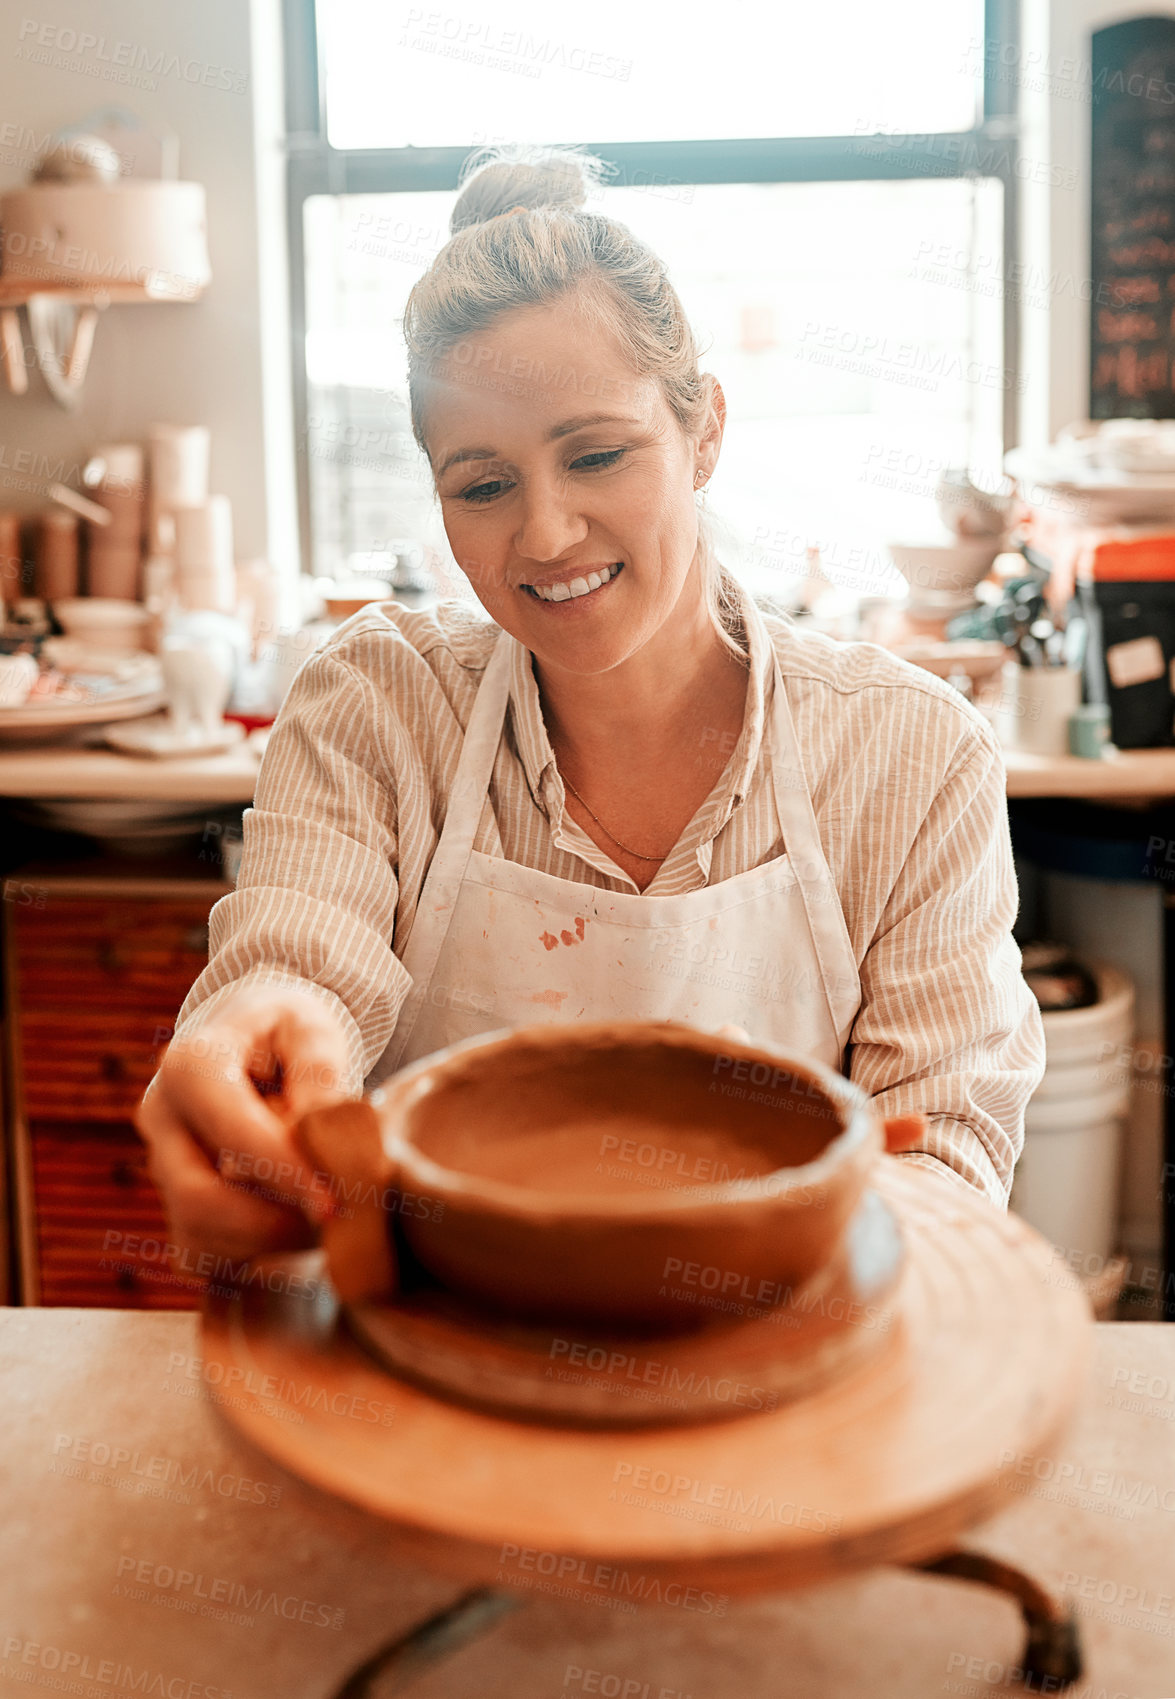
[{"left": 369, "top": 594, "right": 860, "bottom": 1087}]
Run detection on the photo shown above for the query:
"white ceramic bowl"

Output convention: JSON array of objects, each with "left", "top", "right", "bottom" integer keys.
[
  {"left": 53, "top": 598, "right": 150, "bottom": 653},
  {"left": 886, "top": 538, "right": 1004, "bottom": 599}
]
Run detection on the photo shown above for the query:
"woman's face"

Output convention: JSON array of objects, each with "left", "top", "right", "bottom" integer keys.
[{"left": 422, "top": 293, "right": 724, "bottom": 675}]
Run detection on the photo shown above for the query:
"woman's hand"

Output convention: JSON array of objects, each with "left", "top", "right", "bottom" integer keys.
[{"left": 134, "top": 984, "right": 355, "bottom": 1264}]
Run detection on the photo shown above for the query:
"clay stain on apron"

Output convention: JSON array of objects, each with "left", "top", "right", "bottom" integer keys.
[{"left": 540, "top": 917, "right": 587, "bottom": 951}]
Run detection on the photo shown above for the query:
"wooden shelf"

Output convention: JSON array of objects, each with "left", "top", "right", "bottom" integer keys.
[
  {"left": 0, "top": 277, "right": 202, "bottom": 305},
  {"left": 0, "top": 277, "right": 202, "bottom": 398}
]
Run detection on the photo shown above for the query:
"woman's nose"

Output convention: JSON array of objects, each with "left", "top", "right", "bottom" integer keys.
[{"left": 513, "top": 480, "right": 588, "bottom": 563}]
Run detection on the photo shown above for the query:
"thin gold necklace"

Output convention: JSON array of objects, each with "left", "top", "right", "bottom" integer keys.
[{"left": 560, "top": 771, "right": 670, "bottom": 863}]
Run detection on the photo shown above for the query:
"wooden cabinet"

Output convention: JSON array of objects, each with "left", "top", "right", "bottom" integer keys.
[{"left": 2, "top": 870, "right": 231, "bottom": 1307}]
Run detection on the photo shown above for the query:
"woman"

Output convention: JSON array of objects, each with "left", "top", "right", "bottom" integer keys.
[{"left": 137, "top": 145, "right": 1045, "bottom": 1262}]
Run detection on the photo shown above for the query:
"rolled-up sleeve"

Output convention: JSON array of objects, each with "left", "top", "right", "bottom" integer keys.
[
  {"left": 171, "top": 646, "right": 411, "bottom": 1094},
  {"left": 846, "top": 725, "right": 1045, "bottom": 1207}
]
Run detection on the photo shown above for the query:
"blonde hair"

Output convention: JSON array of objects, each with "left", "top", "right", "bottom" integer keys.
[{"left": 402, "top": 143, "right": 747, "bottom": 662}]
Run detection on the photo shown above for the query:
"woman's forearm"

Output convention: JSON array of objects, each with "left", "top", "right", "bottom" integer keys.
[{"left": 171, "top": 646, "right": 411, "bottom": 1093}]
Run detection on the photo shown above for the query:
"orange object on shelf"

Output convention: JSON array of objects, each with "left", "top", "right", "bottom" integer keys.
[
  {"left": 1022, "top": 507, "right": 1175, "bottom": 605},
  {"left": 1074, "top": 529, "right": 1175, "bottom": 582}
]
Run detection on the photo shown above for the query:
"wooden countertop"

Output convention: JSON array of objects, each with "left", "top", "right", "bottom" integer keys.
[
  {"left": 3, "top": 740, "right": 1175, "bottom": 806},
  {"left": 0, "top": 740, "right": 262, "bottom": 802},
  {"left": 3, "top": 1308, "right": 1175, "bottom": 1697},
  {"left": 1003, "top": 745, "right": 1175, "bottom": 800}
]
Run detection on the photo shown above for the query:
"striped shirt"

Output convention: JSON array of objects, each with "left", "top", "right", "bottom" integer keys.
[{"left": 174, "top": 576, "right": 1045, "bottom": 1207}]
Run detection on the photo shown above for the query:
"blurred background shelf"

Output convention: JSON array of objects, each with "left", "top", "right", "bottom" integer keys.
[
  {"left": 3, "top": 737, "right": 1175, "bottom": 806},
  {"left": 0, "top": 279, "right": 203, "bottom": 305}
]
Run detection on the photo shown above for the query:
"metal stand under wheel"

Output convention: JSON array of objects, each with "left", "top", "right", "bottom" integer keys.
[{"left": 328, "top": 1551, "right": 1083, "bottom": 1697}]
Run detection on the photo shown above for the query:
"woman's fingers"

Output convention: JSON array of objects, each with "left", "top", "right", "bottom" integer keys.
[
  {"left": 140, "top": 1098, "right": 316, "bottom": 1263},
  {"left": 135, "top": 985, "right": 360, "bottom": 1259},
  {"left": 158, "top": 1029, "right": 326, "bottom": 1213},
  {"left": 155, "top": 989, "right": 353, "bottom": 1217},
  {"left": 265, "top": 993, "right": 354, "bottom": 1123}
]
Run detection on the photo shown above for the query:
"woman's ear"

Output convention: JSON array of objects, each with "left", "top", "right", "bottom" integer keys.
[{"left": 696, "top": 374, "right": 726, "bottom": 478}]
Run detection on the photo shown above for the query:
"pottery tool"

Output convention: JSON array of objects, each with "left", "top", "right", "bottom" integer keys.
[{"left": 294, "top": 1098, "right": 397, "bottom": 1306}]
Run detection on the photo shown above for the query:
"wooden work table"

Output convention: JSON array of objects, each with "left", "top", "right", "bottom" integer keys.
[
  {"left": 3, "top": 1308, "right": 1175, "bottom": 1698},
  {"left": 2, "top": 737, "right": 1175, "bottom": 805}
]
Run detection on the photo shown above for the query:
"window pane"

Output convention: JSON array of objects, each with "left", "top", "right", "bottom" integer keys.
[
  {"left": 318, "top": 0, "right": 985, "bottom": 149},
  {"left": 303, "top": 177, "right": 1004, "bottom": 602}
]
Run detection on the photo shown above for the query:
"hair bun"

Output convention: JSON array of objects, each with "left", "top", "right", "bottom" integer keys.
[{"left": 450, "top": 144, "right": 608, "bottom": 234}]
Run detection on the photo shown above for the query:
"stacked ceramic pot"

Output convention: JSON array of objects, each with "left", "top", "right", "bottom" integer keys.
[{"left": 1011, "top": 964, "right": 1134, "bottom": 1266}]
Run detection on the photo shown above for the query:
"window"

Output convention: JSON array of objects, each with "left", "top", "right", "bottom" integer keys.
[
  {"left": 317, "top": 0, "right": 983, "bottom": 148},
  {"left": 286, "top": 0, "right": 1019, "bottom": 604}
]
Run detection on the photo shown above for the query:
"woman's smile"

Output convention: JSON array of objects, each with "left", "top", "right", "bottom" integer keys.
[{"left": 520, "top": 562, "right": 624, "bottom": 606}]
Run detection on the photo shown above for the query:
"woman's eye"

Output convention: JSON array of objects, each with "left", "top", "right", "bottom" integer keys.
[
  {"left": 571, "top": 449, "right": 625, "bottom": 471},
  {"left": 461, "top": 478, "right": 511, "bottom": 504},
  {"left": 456, "top": 449, "right": 623, "bottom": 502}
]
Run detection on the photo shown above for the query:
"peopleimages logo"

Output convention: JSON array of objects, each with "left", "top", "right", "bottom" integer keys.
[
  {"left": 611, "top": 1462, "right": 843, "bottom": 1534},
  {"left": 0, "top": 1636, "right": 231, "bottom": 1696},
  {"left": 15, "top": 18, "right": 249, "bottom": 93},
  {"left": 547, "top": 1337, "right": 777, "bottom": 1411},
  {"left": 51, "top": 1433, "right": 282, "bottom": 1508},
  {"left": 115, "top": 1555, "right": 345, "bottom": 1629},
  {"left": 496, "top": 1545, "right": 728, "bottom": 1615}
]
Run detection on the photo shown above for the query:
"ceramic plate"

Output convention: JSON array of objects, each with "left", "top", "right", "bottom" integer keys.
[
  {"left": 103, "top": 715, "right": 246, "bottom": 759},
  {"left": 0, "top": 683, "right": 166, "bottom": 744}
]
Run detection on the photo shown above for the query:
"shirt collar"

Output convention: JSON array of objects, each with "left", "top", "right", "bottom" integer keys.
[{"left": 503, "top": 571, "right": 775, "bottom": 823}]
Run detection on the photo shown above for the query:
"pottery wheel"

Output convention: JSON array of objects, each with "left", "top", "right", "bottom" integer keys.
[
  {"left": 345, "top": 1188, "right": 905, "bottom": 1428},
  {"left": 200, "top": 1161, "right": 1092, "bottom": 1595}
]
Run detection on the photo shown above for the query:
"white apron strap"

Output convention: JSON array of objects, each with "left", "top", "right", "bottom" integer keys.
[
  {"left": 375, "top": 629, "right": 514, "bottom": 1076},
  {"left": 746, "top": 594, "right": 861, "bottom": 1058}
]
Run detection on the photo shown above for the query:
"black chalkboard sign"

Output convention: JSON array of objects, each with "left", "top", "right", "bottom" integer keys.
[{"left": 1090, "top": 16, "right": 1175, "bottom": 418}]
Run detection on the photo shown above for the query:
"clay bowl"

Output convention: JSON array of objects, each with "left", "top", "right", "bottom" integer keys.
[{"left": 370, "top": 1022, "right": 890, "bottom": 1330}]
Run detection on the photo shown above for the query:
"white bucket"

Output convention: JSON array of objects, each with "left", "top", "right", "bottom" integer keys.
[
  {"left": 1036, "top": 964, "right": 1134, "bottom": 1060},
  {"left": 1027, "top": 964, "right": 1134, "bottom": 1103},
  {"left": 1013, "top": 1084, "right": 1127, "bottom": 1264},
  {"left": 1012, "top": 964, "right": 1135, "bottom": 1264},
  {"left": 1031, "top": 1054, "right": 1131, "bottom": 1104}
]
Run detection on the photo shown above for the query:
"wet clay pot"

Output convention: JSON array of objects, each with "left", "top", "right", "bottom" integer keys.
[{"left": 370, "top": 1021, "right": 894, "bottom": 1329}]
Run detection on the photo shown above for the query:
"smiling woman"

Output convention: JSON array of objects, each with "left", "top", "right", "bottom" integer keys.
[
  {"left": 136, "top": 143, "right": 1045, "bottom": 1265},
  {"left": 403, "top": 146, "right": 744, "bottom": 672}
]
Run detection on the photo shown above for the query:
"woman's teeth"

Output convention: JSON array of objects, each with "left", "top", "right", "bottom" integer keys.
[{"left": 527, "top": 563, "right": 623, "bottom": 602}]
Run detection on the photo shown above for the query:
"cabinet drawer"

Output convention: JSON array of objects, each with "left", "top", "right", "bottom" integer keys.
[
  {"left": 19, "top": 1012, "right": 171, "bottom": 1120},
  {"left": 12, "top": 895, "right": 217, "bottom": 1013},
  {"left": 28, "top": 1120, "right": 201, "bottom": 1309}
]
